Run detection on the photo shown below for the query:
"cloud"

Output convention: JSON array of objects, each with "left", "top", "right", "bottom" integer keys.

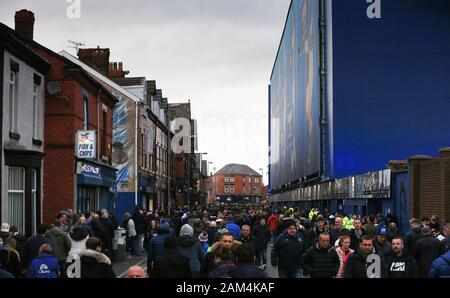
[{"left": 0, "top": 0, "right": 291, "bottom": 183}]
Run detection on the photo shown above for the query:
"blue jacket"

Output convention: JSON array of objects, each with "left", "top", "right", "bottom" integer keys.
[
  {"left": 147, "top": 225, "right": 170, "bottom": 269},
  {"left": 226, "top": 221, "right": 241, "bottom": 240},
  {"left": 429, "top": 251, "right": 450, "bottom": 278},
  {"left": 26, "top": 253, "right": 59, "bottom": 278}
]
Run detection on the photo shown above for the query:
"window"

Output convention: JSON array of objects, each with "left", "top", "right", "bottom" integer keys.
[
  {"left": 242, "top": 177, "right": 245, "bottom": 183},
  {"left": 254, "top": 177, "right": 259, "bottom": 184},
  {"left": 83, "top": 89, "right": 89, "bottom": 130},
  {"left": 102, "top": 109, "right": 108, "bottom": 156},
  {"left": 31, "top": 169, "right": 37, "bottom": 235},
  {"left": 8, "top": 167, "right": 25, "bottom": 234},
  {"left": 9, "top": 69, "right": 18, "bottom": 133},
  {"left": 230, "top": 176, "right": 234, "bottom": 183},
  {"left": 254, "top": 186, "right": 258, "bottom": 193},
  {"left": 32, "top": 84, "right": 39, "bottom": 139},
  {"left": 225, "top": 176, "right": 229, "bottom": 183},
  {"left": 224, "top": 186, "right": 229, "bottom": 193},
  {"left": 230, "top": 186, "right": 234, "bottom": 193}
]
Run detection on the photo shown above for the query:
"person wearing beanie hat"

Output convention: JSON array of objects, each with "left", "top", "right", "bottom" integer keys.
[
  {"left": 178, "top": 225, "right": 206, "bottom": 277},
  {"left": 179, "top": 224, "right": 194, "bottom": 237},
  {"left": 373, "top": 225, "right": 392, "bottom": 258},
  {"left": 151, "top": 236, "right": 192, "bottom": 278}
]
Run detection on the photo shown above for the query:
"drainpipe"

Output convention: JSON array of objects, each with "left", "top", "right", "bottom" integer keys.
[
  {"left": 135, "top": 102, "right": 139, "bottom": 207},
  {"left": 0, "top": 46, "right": 4, "bottom": 222}
]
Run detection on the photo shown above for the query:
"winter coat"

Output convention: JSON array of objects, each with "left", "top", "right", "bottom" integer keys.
[
  {"left": 373, "top": 239, "right": 392, "bottom": 258},
  {"left": 238, "top": 235, "right": 260, "bottom": 258},
  {"left": 147, "top": 225, "right": 170, "bottom": 269},
  {"left": 336, "top": 246, "right": 354, "bottom": 278},
  {"left": 208, "top": 260, "right": 236, "bottom": 278},
  {"left": 428, "top": 250, "right": 450, "bottom": 278},
  {"left": 271, "top": 232, "right": 305, "bottom": 271},
  {"left": 252, "top": 224, "right": 271, "bottom": 249},
  {"left": 229, "top": 263, "right": 269, "bottom": 278},
  {"left": 0, "top": 249, "right": 20, "bottom": 277},
  {"left": 12, "top": 233, "right": 26, "bottom": 261},
  {"left": 350, "top": 229, "right": 366, "bottom": 251},
  {"left": 178, "top": 235, "right": 206, "bottom": 273},
  {"left": 308, "top": 226, "right": 328, "bottom": 248},
  {"left": 362, "top": 223, "right": 377, "bottom": 239},
  {"left": 79, "top": 249, "right": 116, "bottom": 278},
  {"left": 267, "top": 215, "right": 279, "bottom": 233},
  {"left": 206, "top": 227, "right": 218, "bottom": 246},
  {"left": 68, "top": 227, "right": 89, "bottom": 258},
  {"left": 45, "top": 227, "right": 71, "bottom": 262},
  {"left": 440, "top": 236, "right": 450, "bottom": 253},
  {"left": 343, "top": 249, "right": 388, "bottom": 278},
  {"left": 26, "top": 253, "right": 59, "bottom": 278},
  {"left": 151, "top": 249, "right": 192, "bottom": 278},
  {"left": 127, "top": 219, "right": 137, "bottom": 237},
  {"left": 302, "top": 244, "right": 340, "bottom": 278},
  {"left": 384, "top": 251, "right": 418, "bottom": 278},
  {"left": 22, "top": 234, "right": 51, "bottom": 268},
  {"left": 413, "top": 235, "right": 443, "bottom": 278},
  {"left": 329, "top": 228, "right": 351, "bottom": 247},
  {"left": 226, "top": 221, "right": 241, "bottom": 240},
  {"left": 404, "top": 227, "right": 422, "bottom": 256},
  {"left": 132, "top": 212, "right": 146, "bottom": 235}
]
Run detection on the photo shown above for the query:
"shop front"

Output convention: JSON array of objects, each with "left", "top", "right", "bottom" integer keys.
[{"left": 76, "top": 160, "right": 116, "bottom": 214}]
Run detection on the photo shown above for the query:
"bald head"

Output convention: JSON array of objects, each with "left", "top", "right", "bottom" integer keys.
[{"left": 127, "top": 266, "right": 146, "bottom": 278}]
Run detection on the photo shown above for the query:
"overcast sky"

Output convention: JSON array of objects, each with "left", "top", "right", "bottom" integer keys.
[{"left": 0, "top": 0, "right": 291, "bottom": 184}]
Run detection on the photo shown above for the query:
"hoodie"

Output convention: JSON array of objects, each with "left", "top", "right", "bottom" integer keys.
[
  {"left": 151, "top": 248, "right": 192, "bottom": 278},
  {"left": 178, "top": 235, "right": 205, "bottom": 273},
  {"left": 45, "top": 227, "right": 71, "bottom": 262},
  {"left": 385, "top": 251, "right": 418, "bottom": 278},
  {"left": 147, "top": 224, "right": 171, "bottom": 269}
]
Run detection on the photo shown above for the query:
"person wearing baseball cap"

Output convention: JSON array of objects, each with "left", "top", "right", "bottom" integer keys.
[
  {"left": 0, "top": 223, "right": 10, "bottom": 244},
  {"left": 373, "top": 225, "right": 392, "bottom": 258}
]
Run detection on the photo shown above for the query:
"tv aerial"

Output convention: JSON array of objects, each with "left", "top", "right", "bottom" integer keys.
[{"left": 67, "top": 40, "right": 85, "bottom": 54}]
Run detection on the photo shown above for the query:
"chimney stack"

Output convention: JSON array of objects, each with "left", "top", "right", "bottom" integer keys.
[
  {"left": 77, "top": 47, "right": 111, "bottom": 76},
  {"left": 15, "top": 9, "right": 35, "bottom": 40}
]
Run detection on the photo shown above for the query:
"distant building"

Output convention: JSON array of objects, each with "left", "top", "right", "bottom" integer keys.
[{"left": 210, "top": 164, "right": 263, "bottom": 203}]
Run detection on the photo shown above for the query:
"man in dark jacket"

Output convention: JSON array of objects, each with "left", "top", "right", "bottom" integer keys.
[
  {"left": 413, "top": 226, "right": 443, "bottom": 278},
  {"left": 229, "top": 244, "right": 269, "bottom": 278},
  {"left": 271, "top": 219, "right": 305, "bottom": 278},
  {"left": 308, "top": 216, "right": 327, "bottom": 248},
  {"left": 177, "top": 224, "right": 205, "bottom": 277},
  {"left": 403, "top": 218, "right": 422, "bottom": 256},
  {"left": 329, "top": 217, "right": 351, "bottom": 246},
  {"left": 350, "top": 218, "right": 365, "bottom": 251},
  {"left": 386, "top": 222, "right": 401, "bottom": 243},
  {"left": 385, "top": 237, "right": 418, "bottom": 278},
  {"left": 147, "top": 223, "right": 171, "bottom": 271},
  {"left": 22, "top": 224, "right": 50, "bottom": 271},
  {"left": 151, "top": 236, "right": 192, "bottom": 278},
  {"left": 131, "top": 208, "right": 146, "bottom": 256},
  {"left": 373, "top": 225, "right": 392, "bottom": 258},
  {"left": 252, "top": 219, "right": 271, "bottom": 269},
  {"left": 238, "top": 225, "right": 260, "bottom": 266},
  {"left": 206, "top": 221, "right": 219, "bottom": 246},
  {"left": 344, "top": 235, "right": 388, "bottom": 278},
  {"left": 79, "top": 237, "right": 116, "bottom": 278},
  {"left": 302, "top": 233, "right": 340, "bottom": 278}
]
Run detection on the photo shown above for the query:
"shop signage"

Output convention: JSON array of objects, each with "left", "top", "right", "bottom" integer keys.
[
  {"left": 76, "top": 130, "right": 96, "bottom": 159},
  {"left": 81, "top": 163, "right": 101, "bottom": 177}
]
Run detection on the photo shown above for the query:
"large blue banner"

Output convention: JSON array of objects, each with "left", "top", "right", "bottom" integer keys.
[{"left": 270, "top": 0, "right": 321, "bottom": 190}]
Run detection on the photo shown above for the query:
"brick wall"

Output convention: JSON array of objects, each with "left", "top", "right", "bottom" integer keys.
[{"left": 409, "top": 148, "right": 450, "bottom": 226}]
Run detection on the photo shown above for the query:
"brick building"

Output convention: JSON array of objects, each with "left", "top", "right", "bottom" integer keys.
[
  {"left": 409, "top": 147, "right": 450, "bottom": 227},
  {"left": 210, "top": 164, "right": 263, "bottom": 203},
  {"left": 8, "top": 10, "right": 118, "bottom": 224}
]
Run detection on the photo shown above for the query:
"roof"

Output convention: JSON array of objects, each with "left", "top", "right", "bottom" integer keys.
[
  {"left": 112, "top": 77, "right": 146, "bottom": 86},
  {"left": 0, "top": 22, "right": 51, "bottom": 72},
  {"left": 215, "top": 164, "right": 261, "bottom": 176}
]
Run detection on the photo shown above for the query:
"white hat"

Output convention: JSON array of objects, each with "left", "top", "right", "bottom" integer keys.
[
  {"left": 209, "top": 221, "right": 217, "bottom": 228},
  {"left": 1, "top": 223, "right": 10, "bottom": 233}
]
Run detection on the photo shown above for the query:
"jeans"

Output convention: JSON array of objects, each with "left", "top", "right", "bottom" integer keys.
[
  {"left": 258, "top": 246, "right": 268, "bottom": 265},
  {"left": 278, "top": 268, "right": 303, "bottom": 278},
  {"left": 133, "top": 234, "right": 142, "bottom": 256},
  {"left": 270, "top": 232, "right": 278, "bottom": 244}
]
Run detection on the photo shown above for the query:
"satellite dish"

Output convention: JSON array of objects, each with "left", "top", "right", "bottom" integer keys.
[{"left": 47, "top": 81, "right": 61, "bottom": 96}]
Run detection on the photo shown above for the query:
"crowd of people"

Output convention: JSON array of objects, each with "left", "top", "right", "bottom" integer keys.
[{"left": 1, "top": 203, "right": 450, "bottom": 278}]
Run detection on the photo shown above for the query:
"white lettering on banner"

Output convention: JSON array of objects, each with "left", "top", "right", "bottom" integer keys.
[
  {"left": 81, "top": 164, "right": 100, "bottom": 175},
  {"left": 367, "top": 0, "right": 381, "bottom": 19},
  {"left": 66, "top": 255, "right": 81, "bottom": 278},
  {"left": 367, "top": 254, "right": 381, "bottom": 278}
]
